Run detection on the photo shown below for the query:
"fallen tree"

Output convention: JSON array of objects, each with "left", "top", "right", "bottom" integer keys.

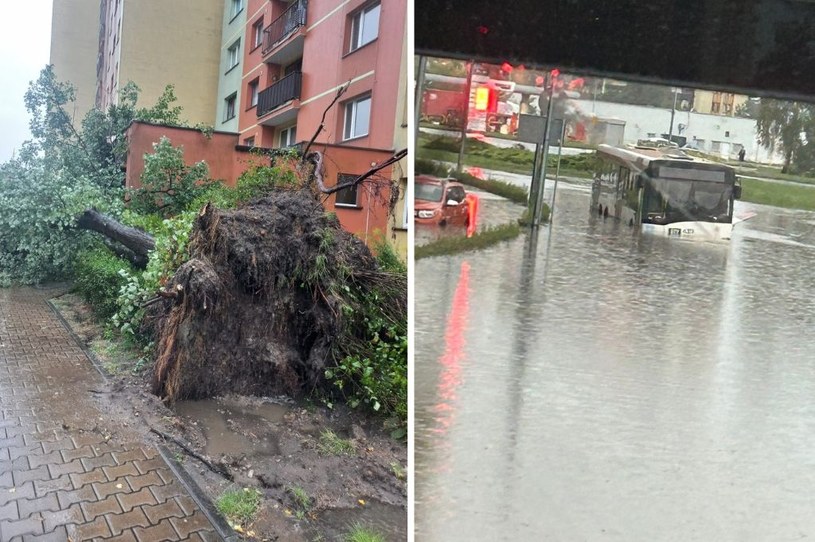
[{"left": 150, "top": 188, "right": 406, "bottom": 407}]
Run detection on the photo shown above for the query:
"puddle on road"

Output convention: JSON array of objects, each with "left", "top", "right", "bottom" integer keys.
[
  {"left": 307, "top": 499, "right": 407, "bottom": 542},
  {"left": 174, "top": 397, "right": 289, "bottom": 458}
]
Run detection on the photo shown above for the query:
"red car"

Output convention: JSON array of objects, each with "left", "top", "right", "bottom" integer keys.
[{"left": 414, "top": 175, "right": 470, "bottom": 226}]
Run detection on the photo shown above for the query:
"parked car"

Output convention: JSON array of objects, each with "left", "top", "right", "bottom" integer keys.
[{"left": 414, "top": 175, "right": 470, "bottom": 226}]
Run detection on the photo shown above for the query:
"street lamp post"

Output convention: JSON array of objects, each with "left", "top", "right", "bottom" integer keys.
[{"left": 668, "top": 87, "right": 680, "bottom": 142}]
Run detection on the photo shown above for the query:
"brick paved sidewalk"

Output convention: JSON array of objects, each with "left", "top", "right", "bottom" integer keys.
[{"left": 0, "top": 287, "right": 220, "bottom": 541}]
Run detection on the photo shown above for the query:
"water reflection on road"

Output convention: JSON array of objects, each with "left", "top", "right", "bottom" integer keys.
[{"left": 415, "top": 183, "right": 815, "bottom": 541}]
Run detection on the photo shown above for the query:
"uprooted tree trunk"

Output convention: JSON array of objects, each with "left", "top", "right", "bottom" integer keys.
[
  {"left": 150, "top": 189, "right": 403, "bottom": 403},
  {"left": 76, "top": 208, "right": 155, "bottom": 268}
]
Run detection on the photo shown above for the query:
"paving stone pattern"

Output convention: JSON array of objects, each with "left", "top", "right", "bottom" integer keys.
[{"left": 0, "top": 288, "right": 220, "bottom": 541}]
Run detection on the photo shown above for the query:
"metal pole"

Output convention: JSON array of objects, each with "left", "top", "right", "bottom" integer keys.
[
  {"left": 414, "top": 55, "right": 427, "bottom": 154},
  {"left": 668, "top": 88, "right": 678, "bottom": 141},
  {"left": 528, "top": 143, "right": 542, "bottom": 218},
  {"left": 551, "top": 121, "right": 567, "bottom": 221},
  {"left": 533, "top": 73, "right": 556, "bottom": 226},
  {"left": 457, "top": 61, "right": 474, "bottom": 173}
]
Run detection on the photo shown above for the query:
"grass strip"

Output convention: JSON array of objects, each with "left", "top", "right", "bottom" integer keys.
[
  {"left": 740, "top": 177, "right": 815, "bottom": 210},
  {"left": 216, "top": 488, "right": 262, "bottom": 526},
  {"left": 416, "top": 222, "right": 523, "bottom": 260}
]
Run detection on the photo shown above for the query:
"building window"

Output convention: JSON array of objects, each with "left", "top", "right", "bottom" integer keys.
[
  {"left": 335, "top": 173, "right": 360, "bottom": 207},
  {"left": 711, "top": 92, "right": 722, "bottom": 114},
  {"left": 227, "top": 40, "right": 241, "bottom": 71},
  {"left": 244, "top": 136, "right": 255, "bottom": 147},
  {"left": 343, "top": 95, "right": 371, "bottom": 140},
  {"left": 230, "top": 0, "right": 244, "bottom": 19},
  {"left": 279, "top": 125, "right": 297, "bottom": 147},
  {"left": 224, "top": 93, "right": 237, "bottom": 121},
  {"left": 349, "top": 2, "right": 380, "bottom": 52},
  {"left": 252, "top": 18, "right": 264, "bottom": 50},
  {"left": 248, "top": 79, "right": 259, "bottom": 108}
]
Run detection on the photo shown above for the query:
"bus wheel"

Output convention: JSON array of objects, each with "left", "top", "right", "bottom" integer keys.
[{"left": 603, "top": 206, "right": 609, "bottom": 218}]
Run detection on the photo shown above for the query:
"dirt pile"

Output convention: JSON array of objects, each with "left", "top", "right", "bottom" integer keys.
[{"left": 152, "top": 189, "right": 402, "bottom": 403}]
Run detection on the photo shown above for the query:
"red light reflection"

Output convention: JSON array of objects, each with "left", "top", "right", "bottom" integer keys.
[{"left": 433, "top": 261, "right": 472, "bottom": 436}]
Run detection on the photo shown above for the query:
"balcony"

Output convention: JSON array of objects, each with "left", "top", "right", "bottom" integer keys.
[
  {"left": 257, "top": 71, "right": 302, "bottom": 125},
  {"left": 262, "top": 0, "right": 307, "bottom": 66}
]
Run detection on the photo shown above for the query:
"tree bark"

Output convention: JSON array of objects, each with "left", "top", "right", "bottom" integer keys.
[{"left": 76, "top": 208, "right": 155, "bottom": 268}]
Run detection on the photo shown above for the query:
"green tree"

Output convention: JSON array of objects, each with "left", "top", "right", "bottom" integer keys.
[
  {"left": 0, "top": 66, "right": 189, "bottom": 284},
  {"left": 756, "top": 99, "right": 812, "bottom": 173},
  {"left": 128, "top": 137, "right": 213, "bottom": 217}
]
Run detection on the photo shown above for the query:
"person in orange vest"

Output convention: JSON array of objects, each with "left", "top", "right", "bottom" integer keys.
[{"left": 465, "top": 193, "right": 479, "bottom": 238}]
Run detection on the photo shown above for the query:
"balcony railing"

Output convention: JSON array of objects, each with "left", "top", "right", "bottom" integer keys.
[
  {"left": 257, "top": 71, "right": 302, "bottom": 118},
  {"left": 262, "top": 0, "right": 307, "bottom": 55}
]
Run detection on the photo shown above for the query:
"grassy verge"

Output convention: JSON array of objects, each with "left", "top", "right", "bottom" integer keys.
[
  {"left": 345, "top": 523, "right": 386, "bottom": 542},
  {"left": 287, "top": 486, "right": 312, "bottom": 519},
  {"left": 451, "top": 171, "right": 528, "bottom": 204},
  {"left": 216, "top": 488, "right": 262, "bottom": 527},
  {"left": 317, "top": 429, "right": 356, "bottom": 456},
  {"left": 418, "top": 133, "right": 597, "bottom": 180},
  {"left": 416, "top": 223, "right": 523, "bottom": 260},
  {"left": 740, "top": 177, "right": 815, "bottom": 210}
]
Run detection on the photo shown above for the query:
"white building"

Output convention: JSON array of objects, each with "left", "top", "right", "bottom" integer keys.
[{"left": 572, "top": 99, "right": 783, "bottom": 164}]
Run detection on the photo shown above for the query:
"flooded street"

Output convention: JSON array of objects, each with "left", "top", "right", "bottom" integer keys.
[{"left": 415, "top": 182, "right": 815, "bottom": 540}]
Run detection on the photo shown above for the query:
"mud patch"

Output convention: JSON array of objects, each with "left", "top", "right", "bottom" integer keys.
[
  {"left": 51, "top": 292, "right": 407, "bottom": 541},
  {"left": 174, "top": 397, "right": 287, "bottom": 458}
]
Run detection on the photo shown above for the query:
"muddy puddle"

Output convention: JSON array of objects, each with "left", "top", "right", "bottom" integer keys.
[
  {"left": 173, "top": 395, "right": 407, "bottom": 540},
  {"left": 307, "top": 499, "right": 407, "bottom": 541},
  {"left": 174, "top": 396, "right": 289, "bottom": 458}
]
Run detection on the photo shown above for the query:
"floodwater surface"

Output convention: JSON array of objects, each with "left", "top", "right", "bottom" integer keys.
[{"left": 415, "top": 183, "right": 815, "bottom": 541}]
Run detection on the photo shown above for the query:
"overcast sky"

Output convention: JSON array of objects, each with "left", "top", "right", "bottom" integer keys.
[{"left": 0, "top": 1, "right": 53, "bottom": 162}]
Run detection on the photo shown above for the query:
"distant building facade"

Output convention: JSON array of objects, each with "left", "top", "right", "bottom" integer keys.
[
  {"left": 693, "top": 90, "right": 749, "bottom": 116},
  {"left": 216, "top": 1, "right": 248, "bottom": 133},
  {"left": 50, "top": 0, "right": 99, "bottom": 125},
  {"left": 96, "top": 0, "right": 224, "bottom": 126}
]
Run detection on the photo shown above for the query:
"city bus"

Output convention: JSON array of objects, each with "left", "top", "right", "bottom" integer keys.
[{"left": 591, "top": 144, "right": 743, "bottom": 240}]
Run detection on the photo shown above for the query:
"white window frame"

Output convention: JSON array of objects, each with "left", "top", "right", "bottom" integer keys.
[
  {"left": 249, "top": 79, "right": 259, "bottom": 108},
  {"left": 279, "top": 125, "right": 297, "bottom": 147},
  {"left": 230, "top": 0, "right": 244, "bottom": 19},
  {"left": 343, "top": 95, "right": 371, "bottom": 141},
  {"left": 224, "top": 93, "right": 237, "bottom": 121},
  {"left": 335, "top": 173, "right": 360, "bottom": 208},
  {"left": 227, "top": 40, "right": 240, "bottom": 71},
  {"left": 252, "top": 18, "right": 264, "bottom": 49},
  {"left": 350, "top": 2, "right": 381, "bottom": 52}
]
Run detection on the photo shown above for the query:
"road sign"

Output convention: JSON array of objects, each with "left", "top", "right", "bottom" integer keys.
[{"left": 517, "top": 114, "right": 564, "bottom": 146}]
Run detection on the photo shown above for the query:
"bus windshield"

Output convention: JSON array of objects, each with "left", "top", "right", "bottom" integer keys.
[{"left": 644, "top": 179, "right": 732, "bottom": 223}]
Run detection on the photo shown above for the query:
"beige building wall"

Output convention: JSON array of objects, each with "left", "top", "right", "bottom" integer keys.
[
  {"left": 99, "top": 0, "right": 224, "bottom": 126},
  {"left": 693, "top": 89, "right": 749, "bottom": 116},
  {"left": 387, "top": 34, "right": 409, "bottom": 260},
  {"left": 50, "top": 0, "right": 100, "bottom": 125}
]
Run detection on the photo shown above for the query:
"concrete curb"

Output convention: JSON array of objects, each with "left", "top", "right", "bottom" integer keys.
[
  {"left": 157, "top": 445, "right": 240, "bottom": 542},
  {"left": 47, "top": 294, "right": 238, "bottom": 542}
]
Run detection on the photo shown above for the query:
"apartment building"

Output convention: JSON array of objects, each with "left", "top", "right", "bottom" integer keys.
[
  {"left": 233, "top": 0, "right": 408, "bottom": 245},
  {"left": 50, "top": 0, "right": 99, "bottom": 125},
  {"left": 96, "top": 0, "right": 224, "bottom": 125},
  {"left": 216, "top": 0, "right": 249, "bottom": 132},
  {"left": 51, "top": 0, "right": 224, "bottom": 127},
  {"left": 51, "top": 0, "right": 407, "bottom": 255}
]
